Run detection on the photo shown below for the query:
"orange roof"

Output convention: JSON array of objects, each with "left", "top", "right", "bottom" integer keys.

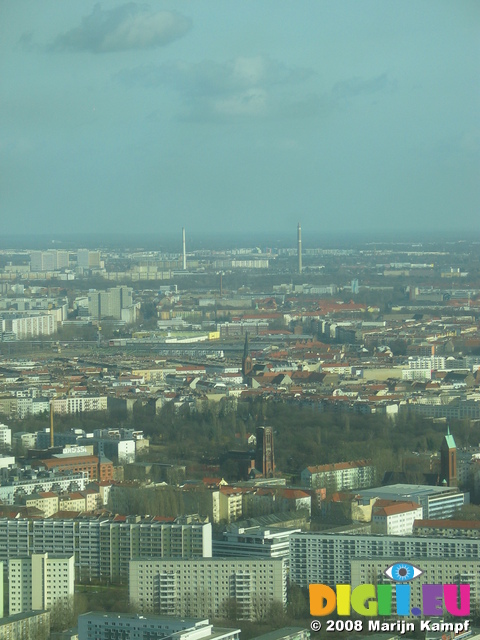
[{"left": 373, "top": 500, "right": 421, "bottom": 516}]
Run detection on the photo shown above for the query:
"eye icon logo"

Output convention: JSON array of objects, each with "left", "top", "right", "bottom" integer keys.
[{"left": 384, "top": 562, "right": 423, "bottom": 582}]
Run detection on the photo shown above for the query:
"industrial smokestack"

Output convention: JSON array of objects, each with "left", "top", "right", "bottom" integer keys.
[
  {"left": 182, "top": 227, "right": 187, "bottom": 270},
  {"left": 297, "top": 223, "right": 302, "bottom": 274},
  {"left": 50, "top": 401, "right": 54, "bottom": 448}
]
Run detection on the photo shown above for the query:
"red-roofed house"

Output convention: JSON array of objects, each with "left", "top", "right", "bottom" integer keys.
[{"left": 372, "top": 500, "right": 423, "bottom": 535}]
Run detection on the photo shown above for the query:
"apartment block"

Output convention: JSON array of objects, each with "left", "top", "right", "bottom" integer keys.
[
  {"left": 0, "top": 610, "right": 50, "bottom": 640},
  {"left": 0, "top": 471, "right": 89, "bottom": 505},
  {"left": 0, "top": 516, "right": 212, "bottom": 582},
  {"left": 290, "top": 532, "right": 480, "bottom": 589},
  {"left": 9, "top": 553, "right": 74, "bottom": 614},
  {"left": 0, "top": 424, "right": 11, "bottom": 447},
  {"left": 25, "top": 492, "right": 59, "bottom": 518},
  {"left": 371, "top": 500, "right": 423, "bottom": 535},
  {"left": 130, "top": 557, "right": 287, "bottom": 621},
  {"left": 52, "top": 396, "right": 108, "bottom": 415},
  {"left": 78, "top": 614, "right": 240, "bottom": 640},
  {"left": 301, "top": 459, "right": 375, "bottom": 492},
  {"left": 413, "top": 519, "right": 480, "bottom": 538}
]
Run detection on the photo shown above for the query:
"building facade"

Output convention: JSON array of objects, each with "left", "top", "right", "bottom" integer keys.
[
  {"left": 0, "top": 517, "right": 212, "bottom": 582},
  {"left": 290, "top": 532, "right": 480, "bottom": 591},
  {"left": 9, "top": 553, "right": 74, "bottom": 614},
  {"left": 130, "top": 557, "right": 287, "bottom": 621}
]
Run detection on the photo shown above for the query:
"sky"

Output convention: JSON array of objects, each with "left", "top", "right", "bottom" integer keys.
[{"left": 1, "top": 1, "right": 479, "bottom": 244}]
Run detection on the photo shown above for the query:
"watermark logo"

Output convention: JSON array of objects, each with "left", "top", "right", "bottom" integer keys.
[{"left": 309, "top": 561, "right": 470, "bottom": 618}]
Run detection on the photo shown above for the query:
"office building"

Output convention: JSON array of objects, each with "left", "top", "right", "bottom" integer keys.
[
  {"left": 78, "top": 614, "right": 240, "bottom": 640},
  {"left": 213, "top": 526, "right": 300, "bottom": 563},
  {"left": 354, "top": 484, "right": 467, "bottom": 519},
  {"left": 130, "top": 557, "right": 287, "bottom": 621},
  {"left": 9, "top": 553, "right": 74, "bottom": 614}
]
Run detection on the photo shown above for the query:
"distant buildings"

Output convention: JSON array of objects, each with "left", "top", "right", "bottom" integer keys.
[{"left": 88, "top": 286, "right": 134, "bottom": 321}]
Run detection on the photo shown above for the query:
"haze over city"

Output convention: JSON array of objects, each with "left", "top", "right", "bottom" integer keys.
[{"left": 1, "top": 1, "right": 479, "bottom": 239}]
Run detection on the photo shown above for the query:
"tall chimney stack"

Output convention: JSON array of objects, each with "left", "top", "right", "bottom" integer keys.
[
  {"left": 182, "top": 227, "right": 187, "bottom": 270},
  {"left": 297, "top": 222, "right": 302, "bottom": 274},
  {"left": 50, "top": 401, "right": 54, "bottom": 448}
]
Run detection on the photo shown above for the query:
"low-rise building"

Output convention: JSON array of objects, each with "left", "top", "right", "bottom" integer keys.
[{"left": 371, "top": 500, "right": 423, "bottom": 535}]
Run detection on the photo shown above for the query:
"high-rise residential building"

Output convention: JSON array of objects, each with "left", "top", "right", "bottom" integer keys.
[
  {"left": 88, "top": 286, "right": 133, "bottom": 320},
  {"left": 0, "top": 517, "right": 212, "bottom": 582},
  {"left": 8, "top": 553, "right": 74, "bottom": 615},
  {"left": 129, "top": 557, "right": 287, "bottom": 620},
  {"left": 290, "top": 532, "right": 480, "bottom": 591},
  {"left": 0, "top": 424, "right": 11, "bottom": 448},
  {"left": 29, "top": 250, "right": 70, "bottom": 272},
  {"left": 77, "top": 249, "right": 101, "bottom": 269}
]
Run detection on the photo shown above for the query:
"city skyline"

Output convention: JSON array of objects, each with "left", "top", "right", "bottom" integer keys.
[{"left": 1, "top": 1, "right": 478, "bottom": 238}]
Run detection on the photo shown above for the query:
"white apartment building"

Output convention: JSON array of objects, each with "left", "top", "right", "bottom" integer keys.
[
  {"left": 0, "top": 424, "right": 11, "bottom": 448},
  {"left": 290, "top": 532, "right": 480, "bottom": 590},
  {"left": 52, "top": 396, "right": 108, "bottom": 415},
  {"left": 77, "top": 249, "right": 101, "bottom": 269},
  {"left": 301, "top": 460, "right": 375, "bottom": 492},
  {"left": 78, "top": 615, "right": 240, "bottom": 640},
  {"left": 8, "top": 553, "right": 74, "bottom": 615},
  {"left": 130, "top": 557, "right": 287, "bottom": 621},
  {"left": 408, "top": 356, "right": 446, "bottom": 370},
  {"left": 0, "top": 471, "right": 89, "bottom": 505},
  {"left": 0, "top": 517, "right": 212, "bottom": 582},
  {"left": 24, "top": 493, "right": 59, "bottom": 518},
  {"left": 213, "top": 526, "right": 300, "bottom": 563},
  {"left": 7, "top": 314, "right": 55, "bottom": 339},
  {"left": 371, "top": 501, "right": 423, "bottom": 535}
]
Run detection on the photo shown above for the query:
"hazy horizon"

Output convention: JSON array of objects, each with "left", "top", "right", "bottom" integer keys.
[{"left": 1, "top": 2, "right": 479, "bottom": 238}]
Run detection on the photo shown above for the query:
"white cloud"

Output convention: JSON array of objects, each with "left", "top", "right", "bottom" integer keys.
[{"left": 52, "top": 3, "right": 191, "bottom": 53}]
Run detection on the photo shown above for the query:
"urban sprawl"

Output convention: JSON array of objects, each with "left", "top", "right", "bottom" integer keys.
[{"left": 0, "top": 232, "right": 480, "bottom": 640}]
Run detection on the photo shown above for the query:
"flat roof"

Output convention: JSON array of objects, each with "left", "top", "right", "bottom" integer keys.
[{"left": 356, "top": 483, "right": 462, "bottom": 501}]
